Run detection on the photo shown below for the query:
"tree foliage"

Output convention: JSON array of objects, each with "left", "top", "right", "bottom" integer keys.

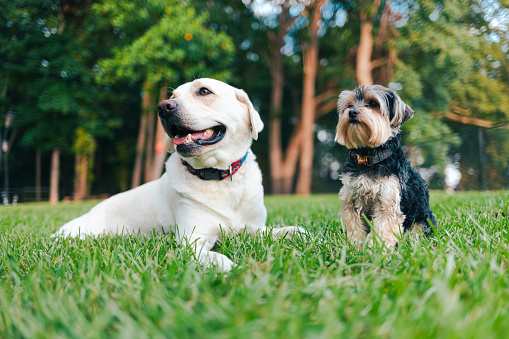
[
  {"left": 394, "top": 0, "right": 509, "bottom": 188},
  {"left": 1, "top": 0, "right": 508, "bottom": 197},
  {"left": 96, "top": 0, "right": 234, "bottom": 87}
]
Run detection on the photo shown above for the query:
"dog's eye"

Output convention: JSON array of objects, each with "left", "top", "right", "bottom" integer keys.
[
  {"left": 367, "top": 101, "right": 378, "bottom": 108},
  {"left": 347, "top": 105, "right": 354, "bottom": 108},
  {"left": 198, "top": 87, "right": 212, "bottom": 96}
]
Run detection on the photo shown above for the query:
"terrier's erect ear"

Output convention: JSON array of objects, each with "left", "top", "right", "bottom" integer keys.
[
  {"left": 401, "top": 104, "right": 415, "bottom": 124},
  {"left": 386, "top": 89, "right": 414, "bottom": 126},
  {"left": 235, "top": 89, "right": 264, "bottom": 140}
]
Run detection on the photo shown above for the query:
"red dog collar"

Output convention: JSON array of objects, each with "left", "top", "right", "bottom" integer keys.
[{"left": 181, "top": 152, "right": 248, "bottom": 181}]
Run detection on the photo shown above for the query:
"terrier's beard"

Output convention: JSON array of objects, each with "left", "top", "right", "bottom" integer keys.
[{"left": 335, "top": 113, "right": 392, "bottom": 149}]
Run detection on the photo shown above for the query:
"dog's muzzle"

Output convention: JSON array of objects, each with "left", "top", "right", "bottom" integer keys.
[
  {"left": 158, "top": 99, "right": 178, "bottom": 118},
  {"left": 157, "top": 99, "right": 226, "bottom": 156},
  {"left": 348, "top": 108, "right": 360, "bottom": 124}
]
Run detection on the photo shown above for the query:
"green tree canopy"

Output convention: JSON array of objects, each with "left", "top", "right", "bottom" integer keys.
[
  {"left": 95, "top": 0, "right": 234, "bottom": 88},
  {"left": 0, "top": 0, "right": 114, "bottom": 152}
]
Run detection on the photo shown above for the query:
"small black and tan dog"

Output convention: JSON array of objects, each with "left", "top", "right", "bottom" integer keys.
[{"left": 335, "top": 85, "right": 436, "bottom": 249}]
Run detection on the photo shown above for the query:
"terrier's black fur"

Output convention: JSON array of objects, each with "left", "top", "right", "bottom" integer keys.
[{"left": 343, "top": 134, "right": 436, "bottom": 236}]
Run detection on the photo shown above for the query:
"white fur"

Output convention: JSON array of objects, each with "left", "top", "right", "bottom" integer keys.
[
  {"left": 53, "top": 79, "right": 305, "bottom": 272},
  {"left": 339, "top": 173, "right": 405, "bottom": 249}
]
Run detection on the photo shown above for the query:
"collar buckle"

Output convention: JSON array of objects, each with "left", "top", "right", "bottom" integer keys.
[
  {"left": 356, "top": 154, "right": 372, "bottom": 166},
  {"left": 350, "top": 151, "right": 373, "bottom": 166}
]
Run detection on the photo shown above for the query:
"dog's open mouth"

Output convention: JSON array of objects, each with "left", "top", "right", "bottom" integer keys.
[{"left": 170, "top": 125, "right": 226, "bottom": 146}]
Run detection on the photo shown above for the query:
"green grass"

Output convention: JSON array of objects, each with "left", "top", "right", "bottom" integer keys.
[{"left": 1, "top": 191, "right": 509, "bottom": 338}]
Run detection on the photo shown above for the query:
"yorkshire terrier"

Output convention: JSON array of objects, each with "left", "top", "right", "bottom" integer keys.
[{"left": 335, "top": 85, "right": 436, "bottom": 249}]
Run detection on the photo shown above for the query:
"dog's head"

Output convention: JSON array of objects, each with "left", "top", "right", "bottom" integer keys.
[
  {"left": 157, "top": 78, "right": 263, "bottom": 168},
  {"left": 335, "top": 85, "right": 414, "bottom": 149}
]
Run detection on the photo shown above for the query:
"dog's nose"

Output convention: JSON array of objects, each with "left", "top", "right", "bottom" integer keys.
[
  {"left": 349, "top": 108, "right": 359, "bottom": 119},
  {"left": 158, "top": 100, "right": 178, "bottom": 117}
]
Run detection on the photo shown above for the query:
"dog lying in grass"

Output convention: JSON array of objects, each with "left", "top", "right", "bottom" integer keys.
[{"left": 53, "top": 78, "right": 306, "bottom": 272}]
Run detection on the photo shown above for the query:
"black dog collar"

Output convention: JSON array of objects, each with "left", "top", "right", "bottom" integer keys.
[
  {"left": 181, "top": 152, "right": 248, "bottom": 181},
  {"left": 349, "top": 148, "right": 393, "bottom": 166}
]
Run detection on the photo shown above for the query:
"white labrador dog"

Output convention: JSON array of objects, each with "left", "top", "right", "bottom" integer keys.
[{"left": 53, "top": 78, "right": 306, "bottom": 272}]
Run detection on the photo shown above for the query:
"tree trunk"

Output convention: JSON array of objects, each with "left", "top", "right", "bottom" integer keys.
[
  {"left": 73, "top": 153, "right": 88, "bottom": 201},
  {"left": 58, "top": 11, "right": 65, "bottom": 34},
  {"left": 295, "top": 0, "right": 325, "bottom": 195},
  {"left": 133, "top": 80, "right": 158, "bottom": 188},
  {"left": 356, "top": 0, "right": 383, "bottom": 86},
  {"left": 267, "top": 5, "right": 302, "bottom": 194},
  {"left": 73, "top": 153, "right": 82, "bottom": 200},
  {"left": 85, "top": 152, "right": 94, "bottom": 198},
  {"left": 477, "top": 128, "right": 486, "bottom": 191},
  {"left": 35, "top": 150, "right": 41, "bottom": 202},
  {"left": 49, "top": 148, "right": 60, "bottom": 204},
  {"left": 268, "top": 29, "right": 286, "bottom": 194},
  {"left": 372, "top": 2, "right": 395, "bottom": 85},
  {"left": 295, "top": 48, "right": 317, "bottom": 195},
  {"left": 143, "top": 102, "right": 156, "bottom": 183},
  {"left": 131, "top": 112, "right": 148, "bottom": 188},
  {"left": 357, "top": 13, "right": 374, "bottom": 86},
  {"left": 151, "top": 85, "right": 170, "bottom": 180},
  {"left": 279, "top": 129, "right": 302, "bottom": 193},
  {"left": 80, "top": 155, "right": 87, "bottom": 200}
]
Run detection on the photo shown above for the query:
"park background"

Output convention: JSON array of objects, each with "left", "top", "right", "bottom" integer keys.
[{"left": 1, "top": 0, "right": 508, "bottom": 204}]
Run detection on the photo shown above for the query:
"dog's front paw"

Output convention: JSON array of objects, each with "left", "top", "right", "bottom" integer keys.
[
  {"left": 267, "top": 226, "right": 311, "bottom": 240},
  {"left": 197, "top": 251, "right": 236, "bottom": 272},
  {"left": 51, "top": 225, "right": 80, "bottom": 239}
]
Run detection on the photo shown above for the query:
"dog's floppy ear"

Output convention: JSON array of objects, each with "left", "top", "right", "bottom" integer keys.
[
  {"left": 235, "top": 89, "right": 264, "bottom": 140},
  {"left": 386, "top": 90, "right": 414, "bottom": 126},
  {"left": 166, "top": 138, "right": 175, "bottom": 153}
]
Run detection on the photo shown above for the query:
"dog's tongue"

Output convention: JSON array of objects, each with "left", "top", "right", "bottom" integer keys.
[{"left": 173, "top": 129, "right": 214, "bottom": 145}]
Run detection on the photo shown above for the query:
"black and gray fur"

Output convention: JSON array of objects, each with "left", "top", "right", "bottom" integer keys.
[{"left": 336, "top": 85, "right": 436, "bottom": 248}]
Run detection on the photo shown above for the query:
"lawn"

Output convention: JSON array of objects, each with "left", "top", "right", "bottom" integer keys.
[{"left": 1, "top": 191, "right": 508, "bottom": 338}]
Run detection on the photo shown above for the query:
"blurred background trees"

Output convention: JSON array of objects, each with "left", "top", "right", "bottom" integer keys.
[{"left": 0, "top": 0, "right": 508, "bottom": 202}]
